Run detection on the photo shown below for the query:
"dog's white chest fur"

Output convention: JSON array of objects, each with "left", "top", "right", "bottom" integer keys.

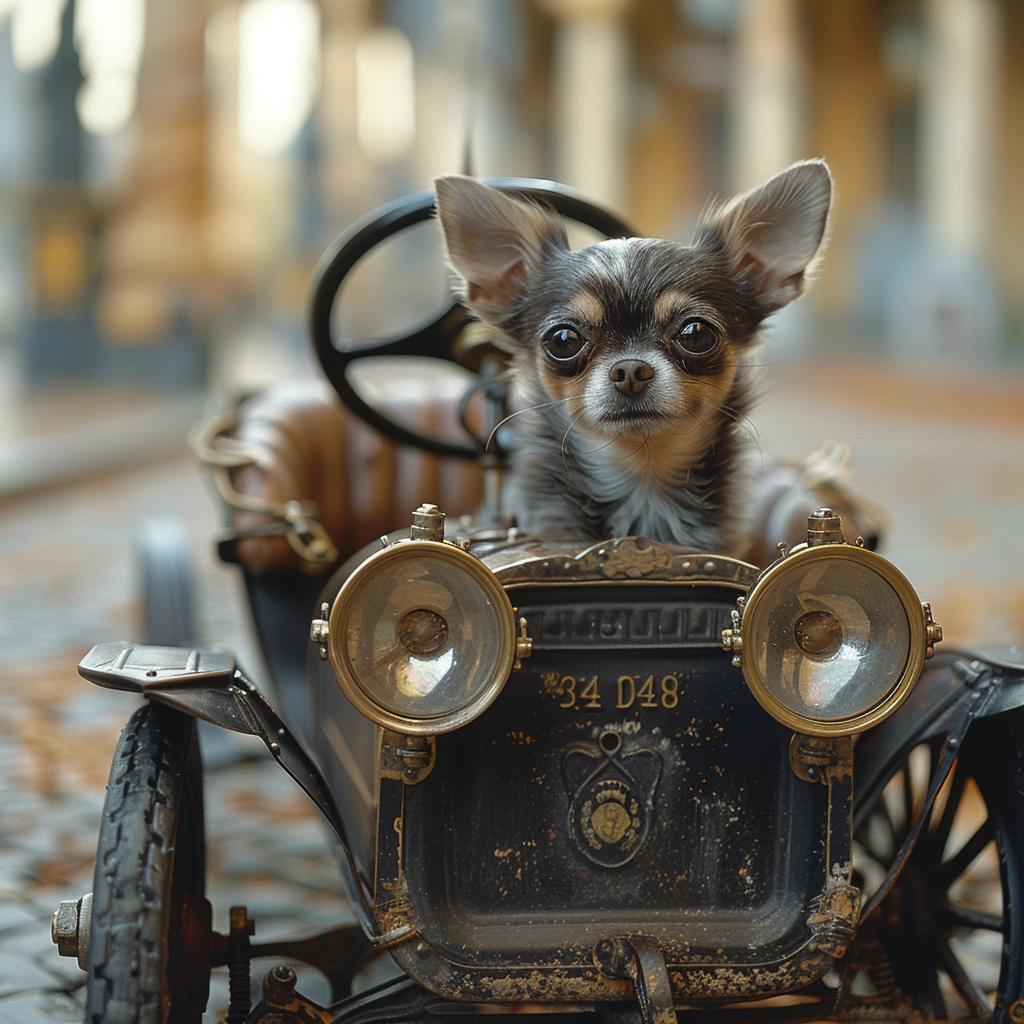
[{"left": 575, "top": 447, "right": 720, "bottom": 549}]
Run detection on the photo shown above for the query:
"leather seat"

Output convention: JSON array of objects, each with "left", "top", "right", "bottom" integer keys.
[
  {"left": 224, "top": 379, "right": 484, "bottom": 574},
  {"left": 219, "top": 380, "right": 880, "bottom": 574}
]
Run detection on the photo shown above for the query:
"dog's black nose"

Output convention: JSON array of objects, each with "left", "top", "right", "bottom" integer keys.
[{"left": 609, "top": 359, "right": 654, "bottom": 396}]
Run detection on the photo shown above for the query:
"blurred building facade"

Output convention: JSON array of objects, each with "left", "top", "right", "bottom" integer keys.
[{"left": 0, "top": 0, "right": 1022, "bottom": 385}]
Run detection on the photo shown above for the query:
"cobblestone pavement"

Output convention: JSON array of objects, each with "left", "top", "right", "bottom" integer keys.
[
  {"left": 0, "top": 456, "right": 358, "bottom": 1022},
  {"left": 0, "top": 361, "right": 1022, "bottom": 1022}
]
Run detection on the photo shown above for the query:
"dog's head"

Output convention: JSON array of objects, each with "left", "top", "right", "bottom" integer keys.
[{"left": 434, "top": 162, "right": 831, "bottom": 451}]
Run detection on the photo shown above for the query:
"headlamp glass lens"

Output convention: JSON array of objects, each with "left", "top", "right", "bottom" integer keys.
[
  {"left": 749, "top": 558, "right": 911, "bottom": 721},
  {"left": 343, "top": 554, "right": 504, "bottom": 718}
]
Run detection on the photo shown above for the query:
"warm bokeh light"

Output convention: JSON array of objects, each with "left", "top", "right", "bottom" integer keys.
[
  {"left": 355, "top": 26, "right": 416, "bottom": 166},
  {"left": 238, "top": 0, "right": 320, "bottom": 156},
  {"left": 4, "top": 0, "right": 65, "bottom": 71},
  {"left": 74, "top": 0, "right": 146, "bottom": 135}
]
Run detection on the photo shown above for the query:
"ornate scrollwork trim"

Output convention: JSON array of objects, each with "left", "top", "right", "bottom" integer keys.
[{"left": 483, "top": 536, "right": 758, "bottom": 590}]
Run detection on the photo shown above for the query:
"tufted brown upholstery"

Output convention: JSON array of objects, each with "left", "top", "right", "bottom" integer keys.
[
  {"left": 225, "top": 380, "right": 484, "bottom": 574},
  {"left": 222, "top": 380, "right": 880, "bottom": 574}
]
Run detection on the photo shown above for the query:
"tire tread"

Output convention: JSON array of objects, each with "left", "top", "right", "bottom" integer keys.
[{"left": 86, "top": 703, "right": 197, "bottom": 1024}]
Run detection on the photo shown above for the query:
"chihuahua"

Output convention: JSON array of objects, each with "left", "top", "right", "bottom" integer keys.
[{"left": 434, "top": 161, "right": 831, "bottom": 554}]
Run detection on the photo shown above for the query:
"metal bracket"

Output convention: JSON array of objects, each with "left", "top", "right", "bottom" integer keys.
[
  {"left": 381, "top": 731, "right": 436, "bottom": 785},
  {"left": 78, "top": 641, "right": 377, "bottom": 938},
  {"left": 807, "top": 865, "right": 861, "bottom": 958},
  {"left": 190, "top": 412, "right": 338, "bottom": 566},
  {"left": 790, "top": 734, "right": 852, "bottom": 785},
  {"left": 244, "top": 965, "right": 335, "bottom": 1024},
  {"left": 594, "top": 937, "right": 676, "bottom": 1024}
]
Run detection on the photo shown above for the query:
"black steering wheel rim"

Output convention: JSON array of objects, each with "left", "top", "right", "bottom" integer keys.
[{"left": 310, "top": 178, "right": 635, "bottom": 459}]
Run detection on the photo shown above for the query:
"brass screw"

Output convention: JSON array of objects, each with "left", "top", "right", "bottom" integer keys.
[
  {"left": 264, "top": 964, "right": 297, "bottom": 1006},
  {"left": 807, "top": 507, "right": 844, "bottom": 546},
  {"left": 1007, "top": 999, "right": 1024, "bottom": 1024},
  {"left": 411, "top": 503, "right": 446, "bottom": 542}
]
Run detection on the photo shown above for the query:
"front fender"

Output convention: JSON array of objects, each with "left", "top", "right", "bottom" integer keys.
[
  {"left": 78, "top": 640, "right": 378, "bottom": 939},
  {"left": 854, "top": 648, "right": 1024, "bottom": 828}
]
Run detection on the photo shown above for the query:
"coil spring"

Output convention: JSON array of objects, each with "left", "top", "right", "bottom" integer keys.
[{"left": 226, "top": 906, "right": 254, "bottom": 1024}]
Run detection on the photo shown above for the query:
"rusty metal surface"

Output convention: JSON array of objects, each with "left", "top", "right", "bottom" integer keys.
[
  {"left": 244, "top": 964, "right": 336, "bottom": 1023},
  {"left": 382, "top": 583, "right": 851, "bottom": 1005}
]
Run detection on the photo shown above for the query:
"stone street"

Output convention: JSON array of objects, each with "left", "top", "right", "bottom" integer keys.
[{"left": 0, "top": 452, "right": 358, "bottom": 1021}]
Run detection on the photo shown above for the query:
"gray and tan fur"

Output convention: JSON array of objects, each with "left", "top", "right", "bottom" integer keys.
[{"left": 434, "top": 160, "right": 832, "bottom": 554}]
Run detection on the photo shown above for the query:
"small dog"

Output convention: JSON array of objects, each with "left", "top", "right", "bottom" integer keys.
[{"left": 434, "top": 161, "right": 831, "bottom": 554}]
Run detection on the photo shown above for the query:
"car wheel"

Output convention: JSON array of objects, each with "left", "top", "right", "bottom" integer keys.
[
  {"left": 85, "top": 701, "right": 211, "bottom": 1024},
  {"left": 853, "top": 713, "right": 1024, "bottom": 1021}
]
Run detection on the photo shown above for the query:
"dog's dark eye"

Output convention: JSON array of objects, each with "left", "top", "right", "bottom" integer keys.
[
  {"left": 674, "top": 319, "right": 719, "bottom": 355},
  {"left": 543, "top": 326, "right": 587, "bottom": 361}
]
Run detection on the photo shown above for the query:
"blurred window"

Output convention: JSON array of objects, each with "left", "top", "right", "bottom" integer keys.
[{"left": 238, "top": 0, "right": 320, "bottom": 155}]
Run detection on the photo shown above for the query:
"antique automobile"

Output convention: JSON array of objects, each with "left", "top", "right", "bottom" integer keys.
[{"left": 53, "top": 182, "right": 1024, "bottom": 1024}]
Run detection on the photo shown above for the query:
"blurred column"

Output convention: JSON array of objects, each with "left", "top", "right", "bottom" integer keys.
[
  {"left": 98, "top": 0, "right": 209, "bottom": 381},
  {"left": 728, "top": 0, "right": 804, "bottom": 193},
  {"left": 408, "top": 1, "right": 537, "bottom": 185},
  {"left": 22, "top": 0, "right": 96, "bottom": 380},
  {"left": 887, "top": 0, "right": 1001, "bottom": 363},
  {"left": 919, "top": 0, "right": 998, "bottom": 255},
  {"left": 807, "top": 1, "right": 887, "bottom": 318},
  {"left": 318, "top": 0, "right": 375, "bottom": 225},
  {"left": 538, "top": 0, "right": 633, "bottom": 211},
  {"left": 0, "top": 19, "right": 31, "bottom": 358}
]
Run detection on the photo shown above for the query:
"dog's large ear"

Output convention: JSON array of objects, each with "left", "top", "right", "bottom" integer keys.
[
  {"left": 434, "top": 176, "right": 568, "bottom": 324},
  {"left": 697, "top": 159, "right": 831, "bottom": 312}
]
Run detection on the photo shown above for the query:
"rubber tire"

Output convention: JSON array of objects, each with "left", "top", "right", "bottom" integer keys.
[
  {"left": 85, "top": 702, "right": 210, "bottom": 1024},
  {"left": 964, "top": 713, "right": 1024, "bottom": 1013}
]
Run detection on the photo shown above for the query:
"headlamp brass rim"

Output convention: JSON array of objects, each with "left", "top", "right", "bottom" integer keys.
[
  {"left": 326, "top": 539, "right": 517, "bottom": 735},
  {"left": 739, "top": 543, "right": 927, "bottom": 737}
]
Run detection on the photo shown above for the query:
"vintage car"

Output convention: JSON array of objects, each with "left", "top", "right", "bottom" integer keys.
[{"left": 52, "top": 182, "right": 1024, "bottom": 1024}]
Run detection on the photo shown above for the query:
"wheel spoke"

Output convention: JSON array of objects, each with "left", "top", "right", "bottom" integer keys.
[
  {"left": 878, "top": 788, "right": 901, "bottom": 850},
  {"left": 916, "top": 963, "right": 949, "bottom": 1020},
  {"left": 902, "top": 765, "right": 915, "bottom": 837},
  {"left": 855, "top": 743, "right": 1015, "bottom": 1024},
  {"left": 936, "top": 817, "right": 995, "bottom": 891},
  {"left": 927, "top": 760, "right": 968, "bottom": 864},
  {"left": 935, "top": 939, "right": 992, "bottom": 1018},
  {"left": 859, "top": 812, "right": 894, "bottom": 865},
  {"left": 938, "top": 903, "right": 1006, "bottom": 933}
]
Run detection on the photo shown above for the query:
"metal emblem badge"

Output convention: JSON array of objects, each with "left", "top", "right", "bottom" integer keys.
[{"left": 563, "top": 734, "right": 662, "bottom": 868}]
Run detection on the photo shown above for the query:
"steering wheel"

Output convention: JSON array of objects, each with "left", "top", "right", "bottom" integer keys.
[{"left": 310, "top": 178, "right": 635, "bottom": 459}]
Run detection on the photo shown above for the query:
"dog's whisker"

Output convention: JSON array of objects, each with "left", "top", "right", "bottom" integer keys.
[
  {"left": 485, "top": 396, "right": 577, "bottom": 451},
  {"left": 691, "top": 409, "right": 717, "bottom": 452},
  {"left": 640, "top": 433, "right": 652, "bottom": 475},
  {"left": 580, "top": 435, "right": 620, "bottom": 456},
  {"left": 721, "top": 405, "right": 761, "bottom": 441},
  {"left": 560, "top": 411, "right": 587, "bottom": 470}
]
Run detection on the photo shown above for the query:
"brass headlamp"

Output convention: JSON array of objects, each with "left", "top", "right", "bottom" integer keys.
[
  {"left": 723, "top": 509, "right": 942, "bottom": 736},
  {"left": 314, "top": 505, "right": 527, "bottom": 735}
]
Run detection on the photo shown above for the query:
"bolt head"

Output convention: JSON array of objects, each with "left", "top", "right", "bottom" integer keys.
[
  {"left": 264, "top": 963, "right": 297, "bottom": 1006},
  {"left": 51, "top": 900, "right": 80, "bottom": 958}
]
